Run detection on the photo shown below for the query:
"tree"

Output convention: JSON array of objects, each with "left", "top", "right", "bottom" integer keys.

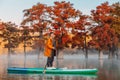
[
  {"left": 0, "top": 21, "right": 20, "bottom": 67},
  {"left": 111, "top": 2, "right": 120, "bottom": 42},
  {"left": 49, "top": 1, "right": 81, "bottom": 49},
  {"left": 21, "top": 3, "right": 49, "bottom": 37},
  {"left": 110, "top": 2, "right": 120, "bottom": 58},
  {"left": 22, "top": 1, "right": 81, "bottom": 49},
  {"left": 72, "top": 15, "right": 91, "bottom": 58},
  {"left": 90, "top": 2, "right": 118, "bottom": 59},
  {"left": 1, "top": 22, "right": 19, "bottom": 49}
]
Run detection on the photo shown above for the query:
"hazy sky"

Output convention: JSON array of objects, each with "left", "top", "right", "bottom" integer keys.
[{"left": 0, "top": 0, "right": 119, "bottom": 25}]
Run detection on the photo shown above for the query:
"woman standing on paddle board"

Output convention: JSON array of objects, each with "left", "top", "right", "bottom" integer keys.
[{"left": 44, "top": 32, "right": 56, "bottom": 68}]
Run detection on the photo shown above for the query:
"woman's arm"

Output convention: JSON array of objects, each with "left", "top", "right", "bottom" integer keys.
[{"left": 47, "top": 39, "right": 54, "bottom": 49}]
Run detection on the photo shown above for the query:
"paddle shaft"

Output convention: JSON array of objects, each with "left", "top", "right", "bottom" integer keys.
[{"left": 43, "top": 63, "right": 47, "bottom": 74}]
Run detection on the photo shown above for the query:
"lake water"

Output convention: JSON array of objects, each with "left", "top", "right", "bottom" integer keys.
[{"left": 0, "top": 53, "right": 120, "bottom": 80}]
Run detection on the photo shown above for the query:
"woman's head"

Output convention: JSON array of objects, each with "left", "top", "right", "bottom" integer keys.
[{"left": 49, "top": 32, "right": 55, "bottom": 39}]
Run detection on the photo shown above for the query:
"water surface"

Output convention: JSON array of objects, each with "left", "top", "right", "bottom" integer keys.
[{"left": 0, "top": 54, "right": 120, "bottom": 80}]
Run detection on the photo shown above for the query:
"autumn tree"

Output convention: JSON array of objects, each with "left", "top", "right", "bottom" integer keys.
[
  {"left": 21, "top": 1, "right": 81, "bottom": 49},
  {"left": 110, "top": 2, "right": 120, "bottom": 58},
  {"left": 0, "top": 22, "right": 20, "bottom": 55},
  {"left": 49, "top": 1, "right": 81, "bottom": 49},
  {"left": 90, "top": 2, "right": 118, "bottom": 59},
  {"left": 72, "top": 15, "right": 91, "bottom": 58},
  {"left": 111, "top": 2, "right": 120, "bottom": 42},
  {"left": 22, "top": 3, "right": 49, "bottom": 37},
  {"left": 21, "top": 3, "right": 50, "bottom": 55}
]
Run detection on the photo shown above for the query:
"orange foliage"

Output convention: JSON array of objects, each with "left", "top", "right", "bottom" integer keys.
[
  {"left": 91, "top": 2, "right": 118, "bottom": 50},
  {"left": 0, "top": 23, "right": 5, "bottom": 30},
  {"left": 21, "top": 1, "right": 91, "bottom": 49},
  {"left": 22, "top": 3, "right": 48, "bottom": 32}
]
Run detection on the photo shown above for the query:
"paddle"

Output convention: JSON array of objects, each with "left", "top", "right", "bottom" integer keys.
[{"left": 43, "top": 62, "right": 47, "bottom": 74}]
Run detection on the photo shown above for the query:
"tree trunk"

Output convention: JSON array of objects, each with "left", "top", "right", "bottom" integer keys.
[
  {"left": 85, "top": 47, "right": 88, "bottom": 58},
  {"left": 84, "top": 34, "right": 88, "bottom": 59},
  {"left": 99, "top": 50, "right": 103, "bottom": 59},
  {"left": 8, "top": 47, "right": 11, "bottom": 67},
  {"left": 24, "top": 39, "right": 27, "bottom": 68},
  {"left": 108, "top": 45, "right": 116, "bottom": 59},
  {"left": 8, "top": 38, "right": 11, "bottom": 67},
  {"left": 37, "top": 29, "right": 44, "bottom": 66},
  {"left": 108, "top": 51, "right": 113, "bottom": 59},
  {"left": 99, "top": 59, "right": 103, "bottom": 67},
  {"left": 58, "top": 50, "right": 64, "bottom": 59},
  {"left": 37, "top": 48, "right": 41, "bottom": 67},
  {"left": 117, "top": 48, "right": 120, "bottom": 59}
]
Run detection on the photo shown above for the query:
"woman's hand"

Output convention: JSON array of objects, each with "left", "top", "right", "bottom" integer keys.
[{"left": 53, "top": 47, "right": 56, "bottom": 50}]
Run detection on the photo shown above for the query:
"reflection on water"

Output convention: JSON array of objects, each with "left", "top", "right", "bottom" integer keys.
[
  {"left": 0, "top": 54, "right": 120, "bottom": 80},
  {"left": 7, "top": 74, "right": 97, "bottom": 80}
]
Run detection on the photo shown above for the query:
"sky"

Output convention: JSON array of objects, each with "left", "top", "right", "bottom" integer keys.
[{"left": 0, "top": 0, "right": 119, "bottom": 25}]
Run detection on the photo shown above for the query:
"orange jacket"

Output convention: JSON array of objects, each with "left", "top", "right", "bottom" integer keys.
[{"left": 44, "top": 38, "right": 54, "bottom": 57}]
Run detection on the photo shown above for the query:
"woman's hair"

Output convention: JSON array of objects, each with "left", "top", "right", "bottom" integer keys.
[{"left": 49, "top": 32, "right": 54, "bottom": 36}]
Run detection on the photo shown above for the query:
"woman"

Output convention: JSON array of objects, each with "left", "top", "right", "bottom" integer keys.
[{"left": 44, "top": 32, "right": 56, "bottom": 67}]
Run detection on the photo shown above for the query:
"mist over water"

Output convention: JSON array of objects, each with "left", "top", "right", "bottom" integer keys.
[{"left": 0, "top": 50, "right": 120, "bottom": 80}]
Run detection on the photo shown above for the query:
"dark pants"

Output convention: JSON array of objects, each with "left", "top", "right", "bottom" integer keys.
[{"left": 46, "top": 51, "right": 55, "bottom": 67}]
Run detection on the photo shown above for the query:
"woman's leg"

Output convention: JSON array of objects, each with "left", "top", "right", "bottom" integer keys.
[
  {"left": 50, "top": 52, "right": 55, "bottom": 67},
  {"left": 47, "top": 57, "right": 51, "bottom": 67}
]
